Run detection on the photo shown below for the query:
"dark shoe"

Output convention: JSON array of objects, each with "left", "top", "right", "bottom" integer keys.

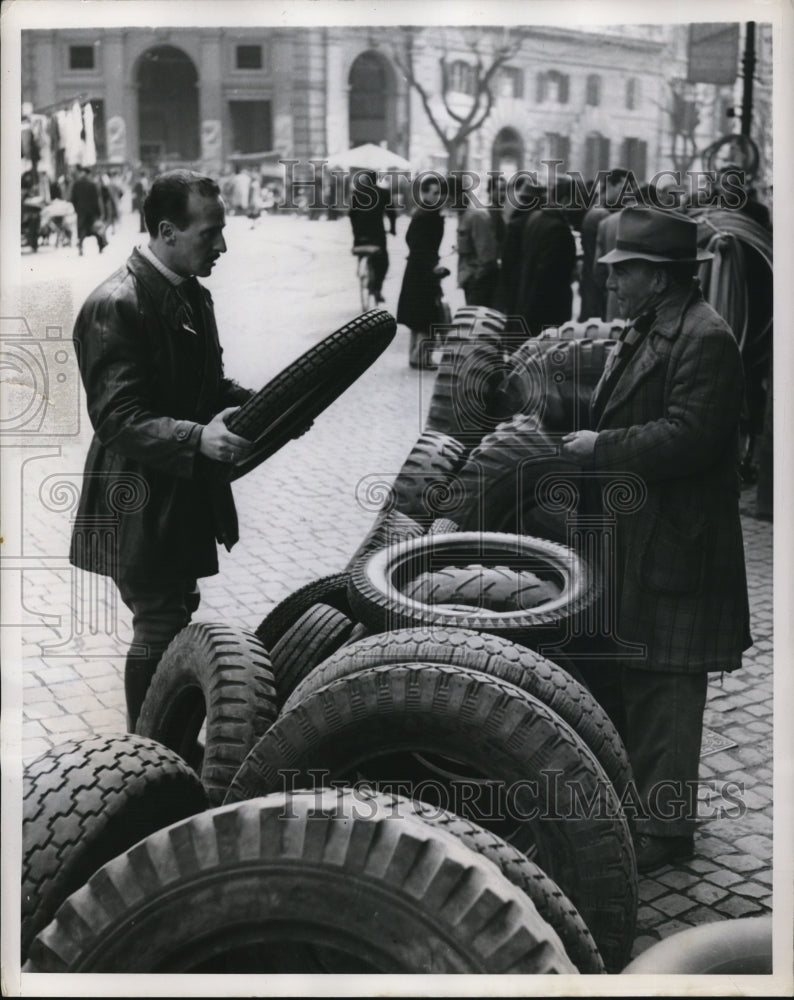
[{"left": 636, "top": 834, "right": 694, "bottom": 874}]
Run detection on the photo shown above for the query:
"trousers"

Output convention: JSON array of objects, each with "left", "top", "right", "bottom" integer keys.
[
  {"left": 367, "top": 247, "right": 389, "bottom": 293},
  {"left": 116, "top": 576, "right": 200, "bottom": 731},
  {"left": 576, "top": 662, "right": 709, "bottom": 837}
]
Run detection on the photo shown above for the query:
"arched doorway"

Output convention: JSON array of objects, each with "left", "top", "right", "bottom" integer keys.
[
  {"left": 137, "top": 45, "right": 199, "bottom": 166},
  {"left": 492, "top": 127, "right": 524, "bottom": 175},
  {"left": 348, "top": 51, "right": 396, "bottom": 148}
]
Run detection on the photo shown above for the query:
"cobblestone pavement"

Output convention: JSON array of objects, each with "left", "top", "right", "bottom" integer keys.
[{"left": 4, "top": 211, "right": 779, "bottom": 971}]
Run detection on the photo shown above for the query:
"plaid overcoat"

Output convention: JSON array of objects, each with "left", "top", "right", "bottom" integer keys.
[{"left": 589, "top": 282, "right": 752, "bottom": 673}]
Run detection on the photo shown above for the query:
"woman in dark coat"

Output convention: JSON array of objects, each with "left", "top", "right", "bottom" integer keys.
[{"left": 396, "top": 176, "right": 444, "bottom": 369}]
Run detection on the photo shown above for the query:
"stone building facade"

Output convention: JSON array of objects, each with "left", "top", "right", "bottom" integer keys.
[{"left": 21, "top": 22, "right": 770, "bottom": 190}]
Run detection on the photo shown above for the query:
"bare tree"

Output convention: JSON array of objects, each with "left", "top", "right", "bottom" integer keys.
[
  {"left": 665, "top": 79, "right": 701, "bottom": 172},
  {"left": 390, "top": 26, "right": 528, "bottom": 172}
]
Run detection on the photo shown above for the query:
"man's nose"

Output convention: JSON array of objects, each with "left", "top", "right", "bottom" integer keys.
[
  {"left": 606, "top": 270, "right": 617, "bottom": 290},
  {"left": 215, "top": 233, "right": 227, "bottom": 254}
]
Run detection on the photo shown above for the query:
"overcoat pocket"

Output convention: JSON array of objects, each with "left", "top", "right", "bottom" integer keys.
[{"left": 641, "top": 512, "right": 708, "bottom": 595}]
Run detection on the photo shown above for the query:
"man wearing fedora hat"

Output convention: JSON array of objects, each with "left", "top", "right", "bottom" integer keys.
[{"left": 561, "top": 206, "right": 752, "bottom": 873}]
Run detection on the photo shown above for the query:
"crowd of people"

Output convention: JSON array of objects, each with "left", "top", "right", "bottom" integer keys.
[
  {"left": 344, "top": 163, "right": 771, "bottom": 369},
  {"left": 22, "top": 163, "right": 137, "bottom": 255}
]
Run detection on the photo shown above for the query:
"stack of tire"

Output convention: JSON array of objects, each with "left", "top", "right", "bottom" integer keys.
[
  {"left": 21, "top": 737, "right": 595, "bottom": 973},
  {"left": 21, "top": 307, "right": 641, "bottom": 974}
]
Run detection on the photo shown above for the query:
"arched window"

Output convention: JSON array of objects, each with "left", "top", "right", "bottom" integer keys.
[
  {"left": 349, "top": 50, "right": 393, "bottom": 147},
  {"left": 492, "top": 126, "right": 524, "bottom": 173},
  {"left": 586, "top": 74, "right": 601, "bottom": 107},
  {"left": 137, "top": 45, "right": 199, "bottom": 163}
]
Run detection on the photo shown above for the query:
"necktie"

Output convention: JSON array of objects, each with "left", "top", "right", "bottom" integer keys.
[{"left": 178, "top": 277, "right": 203, "bottom": 336}]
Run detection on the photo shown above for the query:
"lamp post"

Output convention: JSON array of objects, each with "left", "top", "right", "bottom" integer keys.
[{"left": 740, "top": 21, "right": 755, "bottom": 138}]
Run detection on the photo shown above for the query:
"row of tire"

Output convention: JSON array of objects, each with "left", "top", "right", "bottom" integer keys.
[{"left": 23, "top": 307, "right": 633, "bottom": 975}]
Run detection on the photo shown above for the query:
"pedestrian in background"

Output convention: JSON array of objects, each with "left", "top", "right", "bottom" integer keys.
[
  {"left": 132, "top": 169, "right": 150, "bottom": 233},
  {"left": 493, "top": 175, "right": 542, "bottom": 324},
  {"left": 456, "top": 175, "right": 500, "bottom": 308},
  {"left": 69, "top": 169, "right": 254, "bottom": 730},
  {"left": 488, "top": 172, "right": 507, "bottom": 251},
  {"left": 349, "top": 169, "right": 397, "bottom": 304},
  {"left": 396, "top": 175, "right": 445, "bottom": 369},
  {"left": 561, "top": 206, "right": 751, "bottom": 873},
  {"left": 514, "top": 176, "right": 577, "bottom": 336},
  {"left": 578, "top": 170, "right": 620, "bottom": 320},
  {"left": 70, "top": 165, "right": 107, "bottom": 255}
]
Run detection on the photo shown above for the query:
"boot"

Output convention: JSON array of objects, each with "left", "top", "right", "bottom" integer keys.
[{"left": 409, "top": 330, "right": 437, "bottom": 370}]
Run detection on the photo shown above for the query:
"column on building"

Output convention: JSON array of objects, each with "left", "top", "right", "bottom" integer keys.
[
  {"left": 272, "top": 28, "right": 295, "bottom": 158},
  {"left": 198, "top": 30, "right": 224, "bottom": 175},
  {"left": 325, "top": 27, "right": 348, "bottom": 156},
  {"left": 103, "top": 30, "right": 128, "bottom": 163},
  {"left": 32, "top": 31, "right": 58, "bottom": 110}
]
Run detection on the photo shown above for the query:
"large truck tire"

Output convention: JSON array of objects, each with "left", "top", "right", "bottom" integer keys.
[
  {"left": 226, "top": 663, "right": 638, "bottom": 971},
  {"left": 222, "top": 309, "right": 396, "bottom": 481},
  {"left": 24, "top": 789, "right": 577, "bottom": 975},
  {"left": 136, "top": 623, "right": 277, "bottom": 804},
  {"left": 21, "top": 734, "right": 207, "bottom": 962},
  {"left": 283, "top": 626, "right": 632, "bottom": 805}
]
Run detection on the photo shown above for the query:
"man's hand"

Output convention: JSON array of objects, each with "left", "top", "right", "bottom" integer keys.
[
  {"left": 561, "top": 430, "right": 599, "bottom": 463},
  {"left": 199, "top": 407, "right": 253, "bottom": 463}
]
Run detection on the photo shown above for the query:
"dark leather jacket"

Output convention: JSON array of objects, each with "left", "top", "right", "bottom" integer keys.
[{"left": 69, "top": 248, "right": 252, "bottom": 584}]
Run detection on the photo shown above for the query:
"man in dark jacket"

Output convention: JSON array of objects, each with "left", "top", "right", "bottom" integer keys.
[
  {"left": 349, "top": 169, "right": 397, "bottom": 302},
  {"left": 69, "top": 169, "right": 254, "bottom": 728},
  {"left": 70, "top": 165, "right": 107, "bottom": 255},
  {"left": 561, "top": 207, "right": 752, "bottom": 872},
  {"left": 578, "top": 168, "right": 628, "bottom": 321},
  {"left": 456, "top": 176, "right": 500, "bottom": 307},
  {"left": 493, "top": 176, "right": 541, "bottom": 325},
  {"left": 515, "top": 179, "right": 577, "bottom": 336}
]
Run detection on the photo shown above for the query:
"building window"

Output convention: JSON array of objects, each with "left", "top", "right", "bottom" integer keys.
[
  {"left": 626, "top": 77, "right": 640, "bottom": 110},
  {"left": 69, "top": 45, "right": 95, "bottom": 70},
  {"left": 584, "top": 132, "right": 611, "bottom": 178},
  {"left": 621, "top": 137, "right": 648, "bottom": 180},
  {"left": 545, "top": 132, "right": 570, "bottom": 167},
  {"left": 537, "top": 70, "right": 569, "bottom": 104},
  {"left": 236, "top": 45, "right": 262, "bottom": 70},
  {"left": 586, "top": 74, "right": 601, "bottom": 107},
  {"left": 448, "top": 60, "right": 476, "bottom": 96},
  {"left": 499, "top": 66, "right": 524, "bottom": 99},
  {"left": 229, "top": 100, "right": 272, "bottom": 154}
]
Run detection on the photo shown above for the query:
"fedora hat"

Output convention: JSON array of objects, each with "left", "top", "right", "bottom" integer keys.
[{"left": 599, "top": 206, "right": 713, "bottom": 264}]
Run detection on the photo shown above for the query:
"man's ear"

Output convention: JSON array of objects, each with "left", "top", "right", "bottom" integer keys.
[
  {"left": 651, "top": 267, "right": 669, "bottom": 294},
  {"left": 158, "top": 220, "right": 176, "bottom": 245}
]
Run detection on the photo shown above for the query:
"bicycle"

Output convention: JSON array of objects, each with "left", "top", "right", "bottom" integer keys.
[{"left": 352, "top": 243, "right": 382, "bottom": 311}]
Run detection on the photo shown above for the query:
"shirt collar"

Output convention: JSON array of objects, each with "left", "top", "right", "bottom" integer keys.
[
  {"left": 650, "top": 279, "right": 703, "bottom": 339},
  {"left": 139, "top": 242, "right": 187, "bottom": 287}
]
